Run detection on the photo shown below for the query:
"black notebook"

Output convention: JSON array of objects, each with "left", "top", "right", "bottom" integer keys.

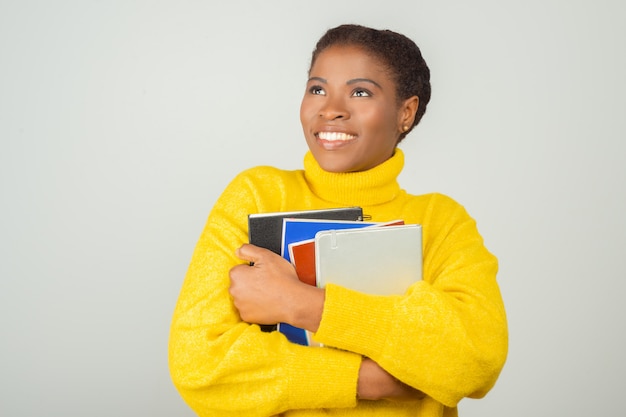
[{"left": 248, "top": 207, "right": 364, "bottom": 255}]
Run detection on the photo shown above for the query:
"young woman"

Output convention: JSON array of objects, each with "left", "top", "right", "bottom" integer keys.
[{"left": 169, "top": 24, "right": 508, "bottom": 417}]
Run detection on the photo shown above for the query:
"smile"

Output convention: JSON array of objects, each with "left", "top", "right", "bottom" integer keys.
[{"left": 316, "top": 132, "right": 357, "bottom": 141}]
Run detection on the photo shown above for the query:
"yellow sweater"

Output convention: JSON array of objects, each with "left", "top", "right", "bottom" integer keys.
[{"left": 169, "top": 149, "right": 507, "bottom": 417}]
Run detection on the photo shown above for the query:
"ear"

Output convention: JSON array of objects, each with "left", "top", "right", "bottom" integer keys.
[{"left": 397, "top": 96, "right": 419, "bottom": 132}]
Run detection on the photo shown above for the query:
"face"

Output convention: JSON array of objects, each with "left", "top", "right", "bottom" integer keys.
[{"left": 300, "top": 45, "right": 417, "bottom": 173}]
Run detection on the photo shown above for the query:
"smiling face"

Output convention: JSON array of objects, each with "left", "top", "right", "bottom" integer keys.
[{"left": 300, "top": 45, "right": 418, "bottom": 173}]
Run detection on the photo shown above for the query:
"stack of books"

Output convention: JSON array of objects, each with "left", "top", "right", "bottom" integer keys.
[{"left": 248, "top": 207, "right": 423, "bottom": 345}]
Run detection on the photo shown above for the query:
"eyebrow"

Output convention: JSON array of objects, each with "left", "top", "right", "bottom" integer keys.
[{"left": 308, "top": 76, "right": 383, "bottom": 90}]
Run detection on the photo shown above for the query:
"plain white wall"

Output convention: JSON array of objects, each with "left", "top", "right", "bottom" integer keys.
[{"left": 1, "top": 1, "right": 625, "bottom": 416}]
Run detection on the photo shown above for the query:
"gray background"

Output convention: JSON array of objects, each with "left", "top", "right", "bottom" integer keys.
[{"left": 1, "top": 1, "right": 625, "bottom": 416}]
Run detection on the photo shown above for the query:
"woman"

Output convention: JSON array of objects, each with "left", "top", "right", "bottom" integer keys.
[{"left": 169, "top": 24, "right": 508, "bottom": 416}]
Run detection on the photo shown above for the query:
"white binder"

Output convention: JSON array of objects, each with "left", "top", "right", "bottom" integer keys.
[{"left": 315, "top": 224, "right": 423, "bottom": 295}]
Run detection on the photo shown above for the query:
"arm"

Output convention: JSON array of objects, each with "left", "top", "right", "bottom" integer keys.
[
  {"left": 312, "top": 195, "right": 508, "bottom": 407},
  {"left": 168, "top": 170, "right": 362, "bottom": 416},
  {"left": 230, "top": 243, "right": 424, "bottom": 402}
]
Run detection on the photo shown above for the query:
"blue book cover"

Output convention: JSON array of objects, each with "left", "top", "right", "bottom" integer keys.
[
  {"left": 276, "top": 323, "right": 318, "bottom": 347},
  {"left": 280, "top": 218, "right": 377, "bottom": 262}
]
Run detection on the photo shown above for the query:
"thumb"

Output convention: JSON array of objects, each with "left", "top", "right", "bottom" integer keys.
[{"left": 235, "top": 243, "right": 269, "bottom": 264}]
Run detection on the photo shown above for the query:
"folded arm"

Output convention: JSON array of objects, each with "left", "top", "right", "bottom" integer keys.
[{"left": 312, "top": 199, "right": 508, "bottom": 407}]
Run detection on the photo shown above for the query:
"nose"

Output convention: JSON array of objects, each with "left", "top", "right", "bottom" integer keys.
[{"left": 319, "top": 96, "right": 349, "bottom": 120}]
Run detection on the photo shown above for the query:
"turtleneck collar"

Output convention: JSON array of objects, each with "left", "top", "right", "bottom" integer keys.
[{"left": 303, "top": 148, "right": 404, "bottom": 206}]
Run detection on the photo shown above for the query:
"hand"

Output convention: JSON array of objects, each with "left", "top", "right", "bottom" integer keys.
[
  {"left": 229, "top": 244, "right": 325, "bottom": 330},
  {"left": 358, "top": 358, "right": 425, "bottom": 401}
]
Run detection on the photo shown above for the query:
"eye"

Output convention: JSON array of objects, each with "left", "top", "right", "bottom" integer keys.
[
  {"left": 352, "top": 88, "right": 372, "bottom": 98},
  {"left": 309, "top": 85, "right": 325, "bottom": 95}
]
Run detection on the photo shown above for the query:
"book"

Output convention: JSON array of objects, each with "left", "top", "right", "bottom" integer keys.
[
  {"left": 248, "top": 207, "right": 364, "bottom": 255},
  {"left": 287, "top": 219, "right": 405, "bottom": 286},
  {"left": 247, "top": 207, "right": 363, "bottom": 332},
  {"left": 288, "top": 239, "right": 317, "bottom": 286},
  {"left": 281, "top": 218, "right": 381, "bottom": 263},
  {"left": 278, "top": 219, "right": 405, "bottom": 346},
  {"left": 276, "top": 322, "right": 322, "bottom": 347},
  {"left": 315, "top": 224, "right": 423, "bottom": 295},
  {"left": 276, "top": 217, "right": 379, "bottom": 346}
]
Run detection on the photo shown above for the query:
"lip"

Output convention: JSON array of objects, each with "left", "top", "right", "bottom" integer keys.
[
  {"left": 316, "top": 131, "right": 357, "bottom": 141},
  {"left": 314, "top": 129, "right": 358, "bottom": 150},
  {"left": 314, "top": 125, "right": 358, "bottom": 139}
]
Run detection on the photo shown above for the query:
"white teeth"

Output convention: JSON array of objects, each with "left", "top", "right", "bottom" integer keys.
[{"left": 317, "top": 132, "right": 356, "bottom": 141}]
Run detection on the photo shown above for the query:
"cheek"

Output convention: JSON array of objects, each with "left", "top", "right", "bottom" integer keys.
[
  {"left": 299, "top": 97, "right": 315, "bottom": 124},
  {"left": 360, "top": 106, "right": 395, "bottom": 134}
]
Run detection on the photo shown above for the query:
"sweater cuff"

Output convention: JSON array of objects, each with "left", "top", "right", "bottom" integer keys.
[
  {"left": 314, "top": 284, "right": 399, "bottom": 358},
  {"left": 286, "top": 343, "right": 361, "bottom": 410}
]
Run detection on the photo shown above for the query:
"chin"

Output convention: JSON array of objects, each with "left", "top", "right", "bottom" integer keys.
[
  {"left": 321, "top": 164, "right": 351, "bottom": 173},
  {"left": 310, "top": 151, "right": 353, "bottom": 173},
  {"left": 320, "top": 159, "right": 365, "bottom": 173}
]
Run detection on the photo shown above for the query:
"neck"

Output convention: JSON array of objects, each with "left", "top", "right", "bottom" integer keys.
[{"left": 303, "top": 149, "right": 404, "bottom": 206}]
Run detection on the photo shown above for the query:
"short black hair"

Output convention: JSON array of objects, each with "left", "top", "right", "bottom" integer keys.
[{"left": 309, "top": 24, "right": 431, "bottom": 141}]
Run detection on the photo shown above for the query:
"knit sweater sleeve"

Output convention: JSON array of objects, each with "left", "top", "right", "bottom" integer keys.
[
  {"left": 168, "top": 168, "right": 362, "bottom": 416},
  {"left": 313, "top": 194, "right": 508, "bottom": 407}
]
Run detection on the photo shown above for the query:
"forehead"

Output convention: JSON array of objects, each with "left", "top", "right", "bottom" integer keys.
[{"left": 310, "top": 45, "right": 392, "bottom": 83}]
